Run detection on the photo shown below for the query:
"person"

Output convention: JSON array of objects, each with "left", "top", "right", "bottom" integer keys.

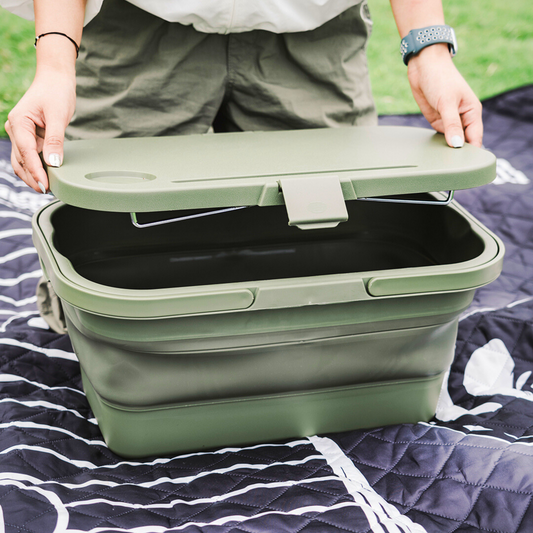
[{"left": 3, "top": 0, "right": 483, "bottom": 196}]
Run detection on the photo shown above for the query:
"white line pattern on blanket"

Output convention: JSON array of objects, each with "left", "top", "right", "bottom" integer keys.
[
  {"left": 310, "top": 436, "right": 427, "bottom": 533},
  {"left": 0, "top": 338, "right": 77, "bottom": 360},
  {"left": 0, "top": 294, "right": 37, "bottom": 307},
  {"left": 0, "top": 421, "right": 106, "bottom": 445},
  {"left": 0, "top": 211, "right": 32, "bottom": 221},
  {"left": 0, "top": 184, "right": 50, "bottom": 212},
  {"left": 0, "top": 312, "right": 40, "bottom": 332},
  {"left": 0, "top": 247, "right": 38, "bottom": 265},
  {"left": 0, "top": 398, "right": 95, "bottom": 421},
  {"left": 0, "top": 452, "right": 370, "bottom": 533},
  {"left": 419, "top": 422, "right": 533, "bottom": 450},
  {"left": 0, "top": 269, "right": 42, "bottom": 286},
  {"left": 65, "top": 476, "right": 349, "bottom": 509},
  {"left": 0, "top": 373, "right": 86, "bottom": 394},
  {"left": 0, "top": 228, "right": 33, "bottom": 239}
]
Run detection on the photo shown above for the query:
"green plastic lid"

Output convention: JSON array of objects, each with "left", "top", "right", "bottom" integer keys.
[{"left": 47, "top": 126, "right": 496, "bottom": 228}]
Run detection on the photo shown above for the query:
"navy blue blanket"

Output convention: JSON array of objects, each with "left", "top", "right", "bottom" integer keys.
[{"left": 0, "top": 85, "right": 532, "bottom": 533}]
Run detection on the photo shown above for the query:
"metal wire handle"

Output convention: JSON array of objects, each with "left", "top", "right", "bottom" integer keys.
[
  {"left": 129, "top": 191, "right": 454, "bottom": 228},
  {"left": 357, "top": 190, "right": 454, "bottom": 206},
  {"left": 130, "top": 206, "right": 248, "bottom": 229}
]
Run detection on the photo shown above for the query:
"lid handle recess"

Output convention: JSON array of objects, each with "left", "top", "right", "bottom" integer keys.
[{"left": 279, "top": 176, "right": 349, "bottom": 230}]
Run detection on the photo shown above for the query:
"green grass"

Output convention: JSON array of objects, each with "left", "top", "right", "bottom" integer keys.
[
  {"left": 0, "top": 2, "right": 532, "bottom": 136},
  {"left": 367, "top": 0, "right": 533, "bottom": 114},
  {"left": 0, "top": 8, "right": 35, "bottom": 136}
]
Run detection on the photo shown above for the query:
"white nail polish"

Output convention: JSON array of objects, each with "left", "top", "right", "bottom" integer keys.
[
  {"left": 37, "top": 181, "right": 47, "bottom": 194},
  {"left": 451, "top": 135, "right": 464, "bottom": 148},
  {"left": 49, "top": 153, "right": 62, "bottom": 167}
]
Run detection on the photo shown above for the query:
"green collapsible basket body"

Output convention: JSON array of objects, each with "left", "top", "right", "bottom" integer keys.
[{"left": 33, "top": 126, "right": 504, "bottom": 458}]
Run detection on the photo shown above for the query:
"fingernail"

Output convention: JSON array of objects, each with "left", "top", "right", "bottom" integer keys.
[
  {"left": 36, "top": 181, "right": 47, "bottom": 194},
  {"left": 48, "top": 153, "right": 62, "bottom": 167},
  {"left": 451, "top": 135, "right": 464, "bottom": 148}
]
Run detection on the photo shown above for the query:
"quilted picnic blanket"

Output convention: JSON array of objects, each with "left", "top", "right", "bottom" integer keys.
[{"left": 0, "top": 85, "right": 532, "bottom": 533}]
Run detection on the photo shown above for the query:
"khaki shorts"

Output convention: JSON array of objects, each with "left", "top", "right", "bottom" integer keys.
[{"left": 67, "top": 0, "right": 376, "bottom": 139}]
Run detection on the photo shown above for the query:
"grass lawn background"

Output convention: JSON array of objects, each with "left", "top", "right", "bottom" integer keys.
[
  {"left": 0, "top": 0, "right": 532, "bottom": 137},
  {"left": 367, "top": 0, "right": 533, "bottom": 115}
]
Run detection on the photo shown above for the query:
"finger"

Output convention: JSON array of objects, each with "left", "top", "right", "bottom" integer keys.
[
  {"left": 10, "top": 151, "right": 26, "bottom": 183},
  {"left": 4, "top": 119, "right": 15, "bottom": 144},
  {"left": 438, "top": 98, "right": 465, "bottom": 149},
  {"left": 9, "top": 118, "right": 49, "bottom": 192},
  {"left": 11, "top": 141, "right": 44, "bottom": 192},
  {"left": 464, "top": 121, "right": 483, "bottom": 148},
  {"left": 10, "top": 148, "right": 45, "bottom": 193},
  {"left": 18, "top": 141, "right": 49, "bottom": 192},
  {"left": 35, "top": 125, "right": 45, "bottom": 154},
  {"left": 42, "top": 118, "right": 66, "bottom": 169},
  {"left": 461, "top": 102, "right": 483, "bottom": 148}
]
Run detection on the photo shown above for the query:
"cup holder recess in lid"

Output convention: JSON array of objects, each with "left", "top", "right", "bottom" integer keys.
[{"left": 85, "top": 171, "right": 156, "bottom": 184}]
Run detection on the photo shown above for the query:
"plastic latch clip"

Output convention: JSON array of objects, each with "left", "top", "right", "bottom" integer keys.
[{"left": 279, "top": 175, "right": 349, "bottom": 230}]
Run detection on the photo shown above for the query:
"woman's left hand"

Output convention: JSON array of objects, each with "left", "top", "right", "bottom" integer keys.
[{"left": 407, "top": 43, "right": 483, "bottom": 148}]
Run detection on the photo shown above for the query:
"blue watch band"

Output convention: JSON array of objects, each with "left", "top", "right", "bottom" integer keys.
[{"left": 400, "top": 25, "right": 457, "bottom": 66}]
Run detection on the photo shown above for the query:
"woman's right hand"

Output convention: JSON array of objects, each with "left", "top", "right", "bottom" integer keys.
[
  {"left": 4, "top": 0, "right": 86, "bottom": 193},
  {"left": 4, "top": 65, "right": 76, "bottom": 193}
]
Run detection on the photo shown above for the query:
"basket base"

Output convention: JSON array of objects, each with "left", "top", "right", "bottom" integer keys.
[{"left": 82, "top": 369, "right": 445, "bottom": 458}]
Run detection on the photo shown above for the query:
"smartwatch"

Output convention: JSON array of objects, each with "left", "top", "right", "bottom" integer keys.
[{"left": 400, "top": 25, "right": 457, "bottom": 65}]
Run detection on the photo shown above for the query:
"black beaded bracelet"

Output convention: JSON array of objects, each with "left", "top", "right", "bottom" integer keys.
[{"left": 34, "top": 32, "right": 80, "bottom": 58}]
